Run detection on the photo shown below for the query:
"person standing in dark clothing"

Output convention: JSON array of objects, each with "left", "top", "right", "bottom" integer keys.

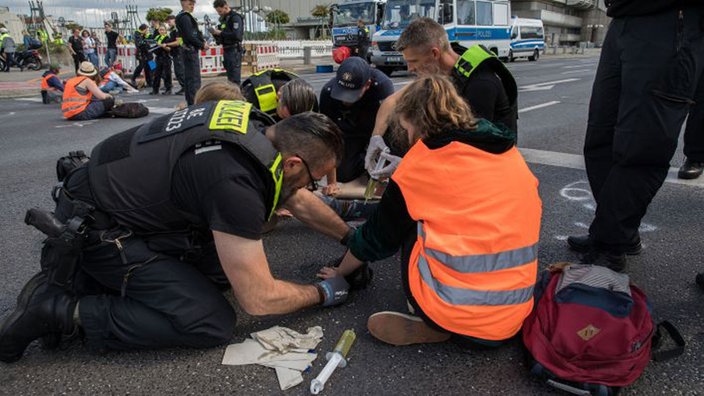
[
  {"left": 151, "top": 25, "right": 174, "bottom": 95},
  {"left": 356, "top": 19, "right": 370, "bottom": 60},
  {"left": 320, "top": 57, "right": 394, "bottom": 194},
  {"left": 67, "top": 29, "right": 84, "bottom": 74},
  {"left": 677, "top": 99, "right": 704, "bottom": 179},
  {"left": 566, "top": 2, "right": 704, "bottom": 271},
  {"left": 104, "top": 23, "right": 119, "bottom": 67},
  {"left": 131, "top": 24, "right": 153, "bottom": 89},
  {"left": 211, "top": 0, "right": 244, "bottom": 85},
  {"left": 166, "top": 15, "right": 186, "bottom": 95},
  {"left": 176, "top": 0, "right": 209, "bottom": 105}
]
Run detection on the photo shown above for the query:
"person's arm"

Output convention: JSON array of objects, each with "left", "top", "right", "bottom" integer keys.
[
  {"left": 283, "top": 188, "right": 351, "bottom": 242},
  {"left": 322, "top": 169, "right": 340, "bottom": 196},
  {"left": 213, "top": 231, "right": 322, "bottom": 315},
  {"left": 220, "top": 13, "right": 244, "bottom": 43},
  {"left": 176, "top": 14, "right": 206, "bottom": 49},
  {"left": 48, "top": 76, "right": 64, "bottom": 91},
  {"left": 462, "top": 73, "right": 499, "bottom": 122}
]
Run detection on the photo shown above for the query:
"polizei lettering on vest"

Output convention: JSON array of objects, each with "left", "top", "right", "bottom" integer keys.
[{"left": 209, "top": 100, "right": 252, "bottom": 134}]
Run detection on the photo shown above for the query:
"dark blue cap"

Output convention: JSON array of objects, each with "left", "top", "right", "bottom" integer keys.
[{"left": 331, "top": 57, "right": 371, "bottom": 103}]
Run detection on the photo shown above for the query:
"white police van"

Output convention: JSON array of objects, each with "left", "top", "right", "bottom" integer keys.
[{"left": 508, "top": 17, "right": 544, "bottom": 62}]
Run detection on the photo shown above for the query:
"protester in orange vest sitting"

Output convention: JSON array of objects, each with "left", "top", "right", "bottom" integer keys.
[
  {"left": 62, "top": 61, "right": 114, "bottom": 120},
  {"left": 99, "top": 67, "right": 139, "bottom": 94},
  {"left": 319, "top": 75, "right": 542, "bottom": 347},
  {"left": 41, "top": 64, "right": 64, "bottom": 104}
]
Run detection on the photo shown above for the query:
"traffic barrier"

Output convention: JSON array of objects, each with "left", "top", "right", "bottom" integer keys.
[{"left": 200, "top": 47, "right": 225, "bottom": 75}]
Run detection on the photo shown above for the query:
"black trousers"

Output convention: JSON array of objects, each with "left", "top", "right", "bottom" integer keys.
[
  {"left": 133, "top": 53, "right": 153, "bottom": 86},
  {"left": 152, "top": 56, "right": 172, "bottom": 92},
  {"left": 222, "top": 46, "right": 242, "bottom": 85},
  {"left": 59, "top": 168, "right": 235, "bottom": 352},
  {"left": 337, "top": 136, "right": 367, "bottom": 183},
  {"left": 683, "top": 89, "right": 704, "bottom": 162},
  {"left": 71, "top": 53, "right": 84, "bottom": 73},
  {"left": 172, "top": 49, "right": 186, "bottom": 88},
  {"left": 183, "top": 48, "right": 201, "bottom": 105},
  {"left": 584, "top": 7, "right": 704, "bottom": 251}
]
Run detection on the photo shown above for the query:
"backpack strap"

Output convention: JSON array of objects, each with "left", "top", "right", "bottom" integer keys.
[{"left": 652, "top": 320, "right": 685, "bottom": 361}]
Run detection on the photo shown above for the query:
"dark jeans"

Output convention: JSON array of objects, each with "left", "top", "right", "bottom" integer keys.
[
  {"left": 133, "top": 53, "right": 153, "bottom": 87},
  {"left": 2, "top": 51, "right": 18, "bottom": 71},
  {"left": 60, "top": 169, "right": 235, "bottom": 352},
  {"left": 71, "top": 53, "right": 84, "bottom": 73},
  {"left": 172, "top": 48, "right": 186, "bottom": 88},
  {"left": 69, "top": 97, "right": 115, "bottom": 121},
  {"left": 584, "top": 7, "right": 704, "bottom": 251},
  {"left": 105, "top": 48, "right": 117, "bottom": 68},
  {"left": 183, "top": 48, "right": 201, "bottom": 105},
  {"left": 683, "top": 86, "right": 704, "bottom": 162},
  {"left": 222, "top": 46, "right": 242, "bottom": 85},
  {"left": 399, "top": 229, "right": 508, "bottom": 349},
  {"left": 152, "top": 56, "right": 172, "bottom": 92}
]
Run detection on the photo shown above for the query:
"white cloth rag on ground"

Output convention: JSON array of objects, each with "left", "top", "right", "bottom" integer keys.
[{"left": 222, "top": 326, "right": 323, "bottom": 390}]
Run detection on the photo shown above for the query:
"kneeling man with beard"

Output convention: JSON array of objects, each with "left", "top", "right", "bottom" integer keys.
[{"left": 0, "top": 101, "right": 353, "bottom": 362}]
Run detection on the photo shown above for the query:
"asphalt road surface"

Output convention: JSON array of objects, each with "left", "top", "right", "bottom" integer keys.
[{"left": 0, "top": 56, "right": 703, "bottom": 395}]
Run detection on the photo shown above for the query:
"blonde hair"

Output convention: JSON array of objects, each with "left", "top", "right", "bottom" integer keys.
[
  {"left": 194, "top": 81, "right": 244, "bottom": 104},
  {"left": 395, "top": 75, "right": 475, "bottom": 140}
]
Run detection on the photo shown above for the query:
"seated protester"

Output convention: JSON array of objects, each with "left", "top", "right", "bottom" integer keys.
[
  {"left": 319, "top": 57, "right": 394, "bottom": 196},
  {"left": 62, "top": 61, "right": 114, "bottom": 121},
  {"left": 99, "top": 67, "right": 138, "bottom": 94},
  {"left": 241, "top": 68, "right": 317, "bottom": 120},
  {"left": 319, "top": 75, "right": 542, "bottom": 348},
  {"left": 41, "top": 64, "right": 64, "bottom": 104}
]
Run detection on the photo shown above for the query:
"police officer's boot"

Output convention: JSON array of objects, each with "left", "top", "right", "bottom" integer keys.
[{"left": 0, "top": 272, "right": 77, "bottom": 363}]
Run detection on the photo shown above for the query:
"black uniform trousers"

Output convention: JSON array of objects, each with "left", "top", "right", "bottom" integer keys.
[
  {"left": 133, "top": 52, "right": 153, "bottom": 87},
  {"left": 183, "top": 48, "right": 201, "bottom": 105},
  {"left": 152, "top": 55, "right": 173, "bottom": 93},
  {"left": 683, "top": 90, "right": 704, "bottom": 162},
  {"left": 172, "top": 48, "right": 186, "bottom": 89},
  {"left": 59, "top": 169, "right": 235, "bottom": 352},
  {"left": 584, "top": 6, "right": 704, "bottom": 251},
  {"left": 222, "top": 45, "right": 242, "bottom": 85}
]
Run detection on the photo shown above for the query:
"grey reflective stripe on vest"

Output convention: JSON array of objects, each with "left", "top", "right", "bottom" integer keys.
[
  {"left": 416, "top": 222, "right": 535, "bottom": 306},
  {"left": 418, "top": 223, "right": 537, "bottom": 273},
  {"left": 417, "top": 254, "right": 534, "bottom": 306}
]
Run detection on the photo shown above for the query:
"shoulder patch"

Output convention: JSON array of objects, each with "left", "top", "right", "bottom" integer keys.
[{"left": 138, "top": 103, "right": 212, "bottom": 144}]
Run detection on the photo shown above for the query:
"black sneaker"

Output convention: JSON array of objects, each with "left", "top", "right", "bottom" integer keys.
[
  {"left": 567, "top": 234, "right": 642, "bottom": 255},
  {"left": 175, "top": 88, "right": 185, "bottom": 95},
  {"left": 580, "top": 249, "right": 627, "bottom": 273},
  {"left": 148, "top": 90, "right": 158, "bottom": 95},
  {"left": 0, "top": 272, "right": 77, "bottom": 363},
  {"left": 162, "top": 89, "right": 172, "bottom": 95},
  {"left": 678, "top": 158, "right": 704, "bottom": 180}
]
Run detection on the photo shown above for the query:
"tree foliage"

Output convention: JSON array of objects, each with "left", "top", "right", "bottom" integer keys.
[
  {"left": 311, "top": 4, "right": 331, "bottom": 19},
  {"left": 265, "top": 9, "right": 290, "bottom": 26},
  {"left": 146, "top": 7, "right": 173, "bottom": 23},
  {"left": 65, "top": 22, "right": 83, "bottom": 32}
]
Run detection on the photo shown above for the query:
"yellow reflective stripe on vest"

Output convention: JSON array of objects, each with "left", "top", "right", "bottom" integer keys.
[
  {"left": 268, "top": 153, "right": 283, "bottom": 219},
  {"left": 156, "top": 34, "right": 167, "bottom": 44},
  {"left": 454, "top": 44, "right": 495, "bottom": 79},
  {"left": 255, "top": 84, "right": 278, "bottom": 113},
  {"left": 418, "top": 224, "right": 537, "bottom": 273},
  {"left": 417, "top": 254, "right": 534, "bottom": 306}
]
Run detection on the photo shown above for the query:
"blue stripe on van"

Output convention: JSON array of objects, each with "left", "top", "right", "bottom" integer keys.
[
  {"left": 446, "top": 27, "right": 511, "bottom": 41},
  {"left": 510, "top": 40, "right": 545, "bottom": 49}
]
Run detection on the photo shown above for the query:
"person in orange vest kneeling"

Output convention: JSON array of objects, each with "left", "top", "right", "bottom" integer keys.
[
  {"left": 41, "top": 64, "right": 64, "bottom": 104},
  {"left": 319, "top": 75, "right": 542, "bottom": 347},
  {"left": 62, "top": 61, "right": 114, "bottom": 121}
]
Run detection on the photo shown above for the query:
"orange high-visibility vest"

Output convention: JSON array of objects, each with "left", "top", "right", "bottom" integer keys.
[
  {"left": 62, "top": 77, "right": 92, "bottom": 119},
  {"left": 392, "top": 135, "right": 542, "bottom": 341},
  {"left": 99, "top": 70, "right": 115, "bottom": 88},
  {"left": 41, "top": 73, "right": 56, "bottom": 90}
]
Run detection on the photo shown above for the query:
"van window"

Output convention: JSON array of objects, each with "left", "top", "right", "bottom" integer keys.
[
  {"left": 520, "top": 26, "right": 544, "bottom": 39},
  {"left": 457, "top": 0, "right": 475, "bottom": 25},
  {"left": 476, "top": 1, "right": 492, "bottom": 26}
]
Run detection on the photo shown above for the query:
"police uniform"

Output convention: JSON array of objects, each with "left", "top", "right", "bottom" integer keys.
[
  {"left": 151, "top": 32, "right": 175, "bottom": 94},
  {"left": 54, "top": 101, "right": 283, "bottom": 351},
  {"left": 176, "top": 10, "right": 207, "bottom": 105},
  {"left": 241, "top": 68, "right": 300, "bottom": 118},
  {"left": 216, "top": 9, "right": 245, "bottom": 84},
  {"left": 132, "top": 29, "right": 153, "bottom": 87},
  {"left": 356, "top": 24, "right": 370, "bottom": 59}
]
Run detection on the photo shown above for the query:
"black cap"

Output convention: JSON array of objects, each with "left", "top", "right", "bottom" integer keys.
[{"left": 330, "top": 57, "right": 371, "bottom": 103}]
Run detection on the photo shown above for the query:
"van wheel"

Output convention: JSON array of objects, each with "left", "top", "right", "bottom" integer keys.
[
  {"left": 508, "top": 50, "right": 515, "bottom": 62},
  {"left": 528, "top": 49, "right": 539, "bottom": 61}
]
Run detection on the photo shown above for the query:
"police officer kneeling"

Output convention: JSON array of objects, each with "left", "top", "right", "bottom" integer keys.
[{"left": 0, "top": 101, "right": 351, "bottom": 363}]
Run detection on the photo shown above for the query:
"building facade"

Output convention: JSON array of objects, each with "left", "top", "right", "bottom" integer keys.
[
  {"left": 511, "top": 0, "right": 608, "bottom": 46},
  {"left": 0, "top": 7, "right": 26, "bottom": 44}
]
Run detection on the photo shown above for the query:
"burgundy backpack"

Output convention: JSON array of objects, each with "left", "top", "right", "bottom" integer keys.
[{"left": 522, "top": 263, "right": 684, "bottom": 396}]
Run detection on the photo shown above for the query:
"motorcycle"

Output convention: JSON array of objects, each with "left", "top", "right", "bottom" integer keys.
[{"left": 0, "top": 49, "right": 43, "bottom": 71}]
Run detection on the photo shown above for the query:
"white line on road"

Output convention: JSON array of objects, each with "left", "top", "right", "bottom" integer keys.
[
  {"left": 561, "top": 69, "right": 591, "bottom": 75},
  {"left": 16, "top": 97, "right": 42, "bottom": 102},
  {"left": 519, "top": 148, "right": 704, "bottom": 188},
  {"left": 0, "top": 112, "right": 16, "bottom": 118},
  {"left": 563, "top": 64, "right": 593, "bottom": 69},
  {"left": 518, "top": 101, "right": 561, "bottom": 113},
  {"left": 148, "top": 107, "right": 177, "bottom": 114},
  {"left": 519, "top": 78, "right": 580, "bottom": 92}
]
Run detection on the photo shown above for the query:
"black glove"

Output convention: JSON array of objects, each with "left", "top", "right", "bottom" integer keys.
[
  {"left": 316, "top": 277, "right": 349, "bottom": 307},
  {"left": 344, "top": 262, "right": 374, "bottom": 291}
]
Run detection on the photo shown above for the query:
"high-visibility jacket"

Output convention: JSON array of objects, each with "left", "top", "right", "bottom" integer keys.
[
  {"left": 62, "top": 77, "right": 92, "bottom": 119},
  {"left": 98, "top": 69, "right": 115, "bottom": 88},
  {"left": 392, "top": 131, "right": 542, "bottom": 341},
  {"left": 241, "top": 68, "right": 298, "bottom": 115},
  {"left": 41, "top": 72, "right": 57, "bottom": 90}
]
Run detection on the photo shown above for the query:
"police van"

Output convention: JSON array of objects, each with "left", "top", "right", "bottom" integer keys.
[{"left": 508, "top": 17, "right": 544, "bottom": 62}]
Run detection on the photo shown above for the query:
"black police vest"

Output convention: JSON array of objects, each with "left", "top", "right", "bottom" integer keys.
[
  {"left": 241, "top": 68, "right": 299, "bottom": 115},
  {"left": 89, "top": 100, "right": 282, "bottom": 234}
]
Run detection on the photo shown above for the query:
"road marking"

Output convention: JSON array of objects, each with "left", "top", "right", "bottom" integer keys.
[
  {"left": 16, "top": 97, "right": 42, "bottom": 102},
  {"left": 148, "top": 106, "right": 176, "bottom": 114},
  {"left": 563, "top": 64, "right": 591, "bottom": 69},
  {"left": 519, "top": 78, "right": 580, "bottom": 92},
  {"left": 518, "top": 101, "right": 560, "bottom": 113},
  {"left": 519, "top": 148, "right": 704, "bottom": 188},
  {"left": 55, "top": 120, "right": 97, "bottom": 128},
  {"left": 0, "top": 112, "right": 16, "bottom": 118},
  {"left": 561, "top": 69, "right": 591, "bottom": 75}
]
